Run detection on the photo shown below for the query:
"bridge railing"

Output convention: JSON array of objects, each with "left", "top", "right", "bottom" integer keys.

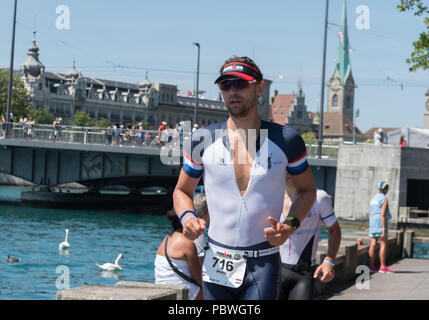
[
  {"left": 0, "top": 122, "right": 165, "bottom": 148},
  {"left": 304, "top": 139, "right": 339, "bottom": 159},
  {"left": 1, "top": 122, "right": 341, "bottom": 158}
]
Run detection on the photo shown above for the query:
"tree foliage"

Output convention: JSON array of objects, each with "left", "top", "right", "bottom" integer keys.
[
  {"left": 72, "top": 111, "right": 94, "bottom": 127},
  {"left": 95, "top": 118, "right": 110, "bottom": 128},
  {"left": 302, "top": 131, "right": 317, "bottom": 140},
  {"left": 0, "top": 69, "right": 30, "bottom": 119},
  {"left": 27, "top": 108, "right": 53, "bottom": 124},
  {"left": 397, "top": 0, "right": 429, "bottom": 71}
]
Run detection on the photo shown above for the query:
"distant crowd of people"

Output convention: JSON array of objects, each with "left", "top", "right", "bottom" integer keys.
[
  {"left": 1, "top": 113, "right": 35, "bottom": 140},
  {"left": 374, "top": 128, "right": 407, "bottom": 147},
  {"left": 103, "top": 120, "right": 201, "bottom": 148},
  {"left": 0, "top": 115, "right": 207, "bottom": 148}
]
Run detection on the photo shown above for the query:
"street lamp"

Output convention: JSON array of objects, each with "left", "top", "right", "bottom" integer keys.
[
  {"left": 193, "top": 42, "right": 200, "bottom": 127},
  {"left": 353, "top": 108, "right": 359, "bottom": 144},
  {"left": 6, "top": 0, "right": 18, "bottom": 129},
  {"left": 318, "top": 0, "right": 329, "bottom": 158}
]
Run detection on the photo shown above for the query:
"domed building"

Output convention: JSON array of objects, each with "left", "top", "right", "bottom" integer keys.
[
  {"left": 17, "top": 32, "right": 237, "bottom": 127},
  {"left": 21, "top": 31, "right": 45, "bottom": 79}
]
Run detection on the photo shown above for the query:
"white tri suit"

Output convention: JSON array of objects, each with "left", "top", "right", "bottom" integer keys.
[
  {"left": 182, "top": 119, "right": 309, "bottom": 300},
  {"left": 278, "top": 189, "right": 337, "bottom": 300}
]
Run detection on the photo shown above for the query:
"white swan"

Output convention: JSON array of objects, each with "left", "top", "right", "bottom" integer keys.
[
  {"left": 96, "top": 253, "right": 123, "bottom": 271},
  {"left": 59, "top": 229, "right": 70, "bottom": 250}
]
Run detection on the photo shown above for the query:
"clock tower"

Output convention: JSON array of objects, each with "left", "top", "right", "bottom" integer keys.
[{"left": 327, "top": 0, "right": 355, "bottom": 121}]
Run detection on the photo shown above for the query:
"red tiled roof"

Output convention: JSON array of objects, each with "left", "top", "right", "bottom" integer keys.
[{"left": 322, "top": 111, "right": 365, "bottom": 139}]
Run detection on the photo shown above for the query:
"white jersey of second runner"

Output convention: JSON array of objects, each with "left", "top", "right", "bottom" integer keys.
[{"left": 279, "top": 189, "right": 337, "bottom": 265}]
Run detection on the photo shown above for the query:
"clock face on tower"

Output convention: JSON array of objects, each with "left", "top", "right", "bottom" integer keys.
[{"left": 331, "top": 78, "right": 341, "bottom": 91}]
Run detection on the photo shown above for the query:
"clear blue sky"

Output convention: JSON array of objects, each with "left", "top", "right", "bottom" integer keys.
[{"left": 0, "top": 0, "right": 427, "bottom": 131}]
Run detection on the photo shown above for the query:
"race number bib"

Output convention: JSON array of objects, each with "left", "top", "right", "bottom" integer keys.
[{"left": 202, "top": 244, "right": 247, "bottom": 288}]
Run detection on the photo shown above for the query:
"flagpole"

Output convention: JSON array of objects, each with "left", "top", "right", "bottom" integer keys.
[{"left": 318, "top": 0, "right": 329, "bottom": 158}]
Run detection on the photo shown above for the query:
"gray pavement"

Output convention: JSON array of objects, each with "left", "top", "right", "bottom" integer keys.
[{"left": 324, "top": 259, "right": 429, "bottom": 300}]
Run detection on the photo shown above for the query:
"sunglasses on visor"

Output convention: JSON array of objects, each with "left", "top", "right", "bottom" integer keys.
[{"left": 218, "top": 79, "right": 257, "bottom": 91}]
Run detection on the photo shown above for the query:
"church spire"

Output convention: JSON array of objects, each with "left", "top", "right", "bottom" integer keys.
[{"left": 336, "top": 0, "right": 351, "bottom": 84}]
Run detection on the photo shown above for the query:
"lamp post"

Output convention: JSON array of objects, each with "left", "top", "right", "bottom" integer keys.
[
  {"left": 193, "top": 42, "right": 200, "bottom": 127},
  {"left": 353, "top": 108, "right": 359, "bottom": 144},
  {"left": 6, "top": 0, "right": 18, "bottom": 129},
  {"left": 318, "top": 0, "right": 329, "bottom": 158}
]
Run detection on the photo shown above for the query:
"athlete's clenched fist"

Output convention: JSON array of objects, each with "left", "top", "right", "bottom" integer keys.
[{"left": 183, "top": 217, "right": 206, "bottom": 240}]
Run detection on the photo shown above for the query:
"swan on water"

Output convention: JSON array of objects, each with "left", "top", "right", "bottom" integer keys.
[
  {"left": 96, "top": 253, "right": 124, "bottom": 271},
  {"left": 6, "top": 255, "right": 20, "bottom": 263},
  {"left": 59, "top": 229, "right": 70, "bottom": 250}
]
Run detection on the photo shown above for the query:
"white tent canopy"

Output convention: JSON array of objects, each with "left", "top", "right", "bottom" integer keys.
[{"left": 386, "top": 128, "right": 429, "bottom": 148}]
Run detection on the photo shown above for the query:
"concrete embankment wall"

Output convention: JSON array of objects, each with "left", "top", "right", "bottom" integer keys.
[
  {"left": 335, "top": 145, "right": 429, "bottom": 223},
  {"left": 334, "top": 145, "right": 401, "bottom": 221}
]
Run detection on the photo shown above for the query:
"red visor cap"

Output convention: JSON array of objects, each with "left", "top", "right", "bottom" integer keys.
[{"left": 214, "top": 62, "right": 260, "bottom": 84}]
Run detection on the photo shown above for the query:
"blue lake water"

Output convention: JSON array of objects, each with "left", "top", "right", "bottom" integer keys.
[
  {"left": 0, "top": 186, "right": 428, "bottom": 299},
  {"left": 0, "top": 203, "right": 171, "bottom": 300}
]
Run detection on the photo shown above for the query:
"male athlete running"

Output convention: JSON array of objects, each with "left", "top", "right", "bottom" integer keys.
[
  {"left": 173, "top": 56, "right": 316, "bottom": 300},
  {"left": 279, "top": 174, "right": 341, "bottom": 300}
]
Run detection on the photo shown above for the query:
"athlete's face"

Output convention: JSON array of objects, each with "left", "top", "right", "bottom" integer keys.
[{"left": 220, "top": 79, "right": 265, "bottom": 118}]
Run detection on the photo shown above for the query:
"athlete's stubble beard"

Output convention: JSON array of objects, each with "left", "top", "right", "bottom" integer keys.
[{"left": 223, "top": 89, "right": 258, "bottom": 119}]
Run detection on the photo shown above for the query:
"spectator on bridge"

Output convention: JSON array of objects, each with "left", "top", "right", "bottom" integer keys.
[
  {"left": 158, "top": 121, "right": 167, "bottom": 137},
  {"left": 52, "top": 118, "right": 63, "bottom": 142},
  {"left": 399, "top": 135, "right": 406, "bottom": 147},
  {"left": 1, "top": 114, "right": 6, "bottom": 139},
  {"left": 18, "top": 115, "right": 26, "bottom": 139},
  {"left": 138, "top": 123, "right": 144, "bottom": 146},
  {"left": 368, "top": 181, "right": 394, "bottom": 274},
  {"left": 26, "top": 117, "right": 35, "bottom": 140},
  {"left": 52, "top": 118, "right": 59, "bottom": 141},
  {"left": 105, "top": 125, "right": 113, "bottom": 145},
  {"left": 112, "top": 125, "right": 119, "bottom": 145},
  {"left": 374, "top": 129, "right": 383, "bottom": 146}
]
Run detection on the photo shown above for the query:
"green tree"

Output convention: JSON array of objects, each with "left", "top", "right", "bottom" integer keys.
[
  {"left": 72, "top": 111, "right": 94, "bottom": 127},
  {"left": 0, "top": 69, "right": 30, "bottom": 119},
  {"left": 397, "top": 0, "right": 429, "bottom": 71},
  {"left": 96, "top": 118, "right": 110, "bottom": 128},
  {"left": 27, "top": 108, "right": 53, "bottom": 124},
  {"left": 302, "top": 131, "right": 317, "bottom": 140}
]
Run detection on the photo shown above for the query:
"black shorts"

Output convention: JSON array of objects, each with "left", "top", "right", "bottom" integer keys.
[{"left": 279, "top": 263, "right": 316, "bottom": 300}]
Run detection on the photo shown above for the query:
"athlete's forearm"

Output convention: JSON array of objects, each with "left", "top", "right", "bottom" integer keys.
[
  {"left": 173, "top": 187, "right": 195, "bottom": 220},
  {"left": 287, "top": 189, "right": 316, "bottom": 223},
  {"left": 173, "top": 170, "right": 200, "bottom": 220},
  {"left": 326, "top": 223, "right": 341, "bottom": 261}
]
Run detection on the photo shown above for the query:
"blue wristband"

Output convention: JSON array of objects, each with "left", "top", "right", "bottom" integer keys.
[
  {"left": 323, "top": 259, "right": 335, "bottom": 267},
  {"left": 179, "top": 210, "right": 197, "bottom": 224}
]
